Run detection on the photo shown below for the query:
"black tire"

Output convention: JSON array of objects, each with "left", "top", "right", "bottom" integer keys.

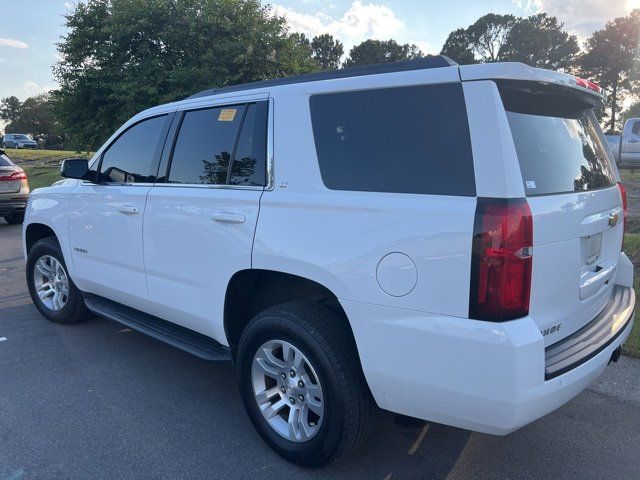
[
  {"left": 4, "top": 212, "right": 24, "bottom": 224},
  {"left": 26, "top": 236, "right": 88, "bottom": 324},
  {"left": 237, "top": 302, "right": 374, "bottom": 466}
]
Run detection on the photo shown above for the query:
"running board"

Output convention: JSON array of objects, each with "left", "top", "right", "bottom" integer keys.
[{"left": 84, "top": 295, "right": 232, "bottom": 362}]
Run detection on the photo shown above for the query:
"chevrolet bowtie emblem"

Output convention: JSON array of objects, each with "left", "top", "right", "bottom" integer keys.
[{"left": 608, "top": 212, "right": 619, "bottom": 227}]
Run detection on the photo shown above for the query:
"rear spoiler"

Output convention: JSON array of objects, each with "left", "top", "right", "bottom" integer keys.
[{"left": 459, "top": 63, "right": 605, "bottom": 101}]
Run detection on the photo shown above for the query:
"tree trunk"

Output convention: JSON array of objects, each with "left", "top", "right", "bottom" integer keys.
[{"left": 610, "top": 79, "right": 618, "bottom": 134}]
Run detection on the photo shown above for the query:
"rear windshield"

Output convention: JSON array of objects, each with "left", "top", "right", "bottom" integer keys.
[
  {"left": 0, "top": 154, "right": 14, "bottom": 167},
  {"left": 500, "top": 83, "right": 615, "bottom": 196}
]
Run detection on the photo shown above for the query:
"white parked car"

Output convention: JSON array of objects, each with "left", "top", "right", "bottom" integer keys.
[{"left": 23, "top": 57, "right": 635, "bottom": 466}]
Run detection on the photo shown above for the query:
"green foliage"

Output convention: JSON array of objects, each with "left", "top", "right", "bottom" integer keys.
[
  {"left": 1, "top": 94, "right": 65, "bottom": 148},
  {"left": 54, "top": 0, "right": 318, "bottom": 149},
  {"left": 0, "top": 96, "right": 22, "bottom": 124},
  {"left": 440, "top": 29, "right": 476, "bottom": 65},
  {"left": 344, "top": 39, "right": 422, "bottom": 68},
  {"left": 467, "top": 13, "right": 516, "bottom": 63},
  {"left": 622, "top": 101, "right": 640, "bottom": 126},
  {"left": 578, "top": 10, "right": 640, "bottom": 133},
  {"left": 500, "top": 13, "right": 579, "bottom": 70},
  {"left": 441, "top": 13, "right": 578, "bottom": 69},
  {"left": 311, "top": 34, "right": 343, "bottom": 70}
]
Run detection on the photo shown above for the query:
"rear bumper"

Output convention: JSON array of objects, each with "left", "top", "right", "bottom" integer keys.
[
  {"left": 342, "top": 286, "right": 635, "bottom": 435},
  {"left": 0, "top": 197, "right": 28, "bottom": 216}
]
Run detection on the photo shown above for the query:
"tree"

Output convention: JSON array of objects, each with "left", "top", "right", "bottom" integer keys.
[
  {"left": 578, "top": 9, "right": 640, "bottom": 133},
  {"left": 54, "top": 0, "right": 318, "bottom": 149},
  {"left": 2, "top": 94, "right": 66, "bottom": 148},
  {"left": 440, "top": 29, "right": 476, "bottom": 64},
  {"left": 343, "top": 39, "right": 422, "bottom": 68},
  {"left": 467, "top": 13, "right": 516, "bottom": 63},
  {"left": 621, "top": 100, "right": 640, "bottom": 126},
  {"left": 440, "top": 12, "right": 577, "bottom": 69},
  {"left": 311, "top": 34, "right": 343, "bottom": 70},
  {"left": 0, "top": 96, "right": 22, "bottom": 125},
  {"left": 501, "top": 13, "right": 579, "bottom": 70}
]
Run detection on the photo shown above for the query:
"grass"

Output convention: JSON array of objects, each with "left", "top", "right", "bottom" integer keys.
[
  {"left": 622, "top": 233, "right": 640, "bottom": 357},
  {"left": 5, "top": 148, "right": 92, "bottom": 165},
  {"left": 23, "top": 165, "right": 64, "bottom": 191},
  {"left": 5, "top": 148, "right": 91, "bottom": 191}
]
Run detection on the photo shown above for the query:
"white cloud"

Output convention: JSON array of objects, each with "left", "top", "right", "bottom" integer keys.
[
  {"left": 410, "top": 40, "right": 435, "bottom": 56},
  {"left": 0, "top": 38, "right": 29, "bottom": 49},
  {"left": 23, "top": 81, "right": 53, "bottom": 96},
  {"left": 523, "top": 0, "right": 635, "bottom": 38},
  {"left": 272, "top": 1, "right": 405, "bottom": 53},
  {"left": 64, "top": 2, "right": 73, "bottom": 10}
]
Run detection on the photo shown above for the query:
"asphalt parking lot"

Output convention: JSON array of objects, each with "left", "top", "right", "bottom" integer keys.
[{"left": 1, "top": 221, "right": 639, "bottom": 480}]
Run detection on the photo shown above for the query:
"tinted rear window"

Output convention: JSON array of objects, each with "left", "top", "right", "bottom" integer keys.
[
  {"left": 309, "top": 83, "right": 475, "bottom": 196},
  {"left": 500, "top": 84, "right": 615, "bottom": 196},
  {"left": 0, "top": 154, "right": 13, "bottom": 167}
]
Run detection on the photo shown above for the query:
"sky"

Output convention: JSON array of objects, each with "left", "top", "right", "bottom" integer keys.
[{"left": 0, "top": 0, "right": 638, "bottom": 101}]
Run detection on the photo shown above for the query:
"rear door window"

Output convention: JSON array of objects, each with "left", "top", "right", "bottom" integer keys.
[
  {"left": 500, "top": 84, "right": 615, "bottom": 196},
  {"left": 167, "top": 102, "right": 268, "bottom": 186},
  {"left": 309, "top": 83, "right": 475, "bottom": 196}
]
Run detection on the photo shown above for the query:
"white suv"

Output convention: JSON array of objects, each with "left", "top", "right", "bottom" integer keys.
[{"left": 23, "top": 57, "right": 635, "bottom": 466}]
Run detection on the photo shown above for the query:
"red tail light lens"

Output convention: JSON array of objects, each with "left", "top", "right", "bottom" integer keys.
[
  {"left": 469, "top": 198, "right": 533, "bottom": 321},
  {"left": 574, "top": 77, "right": 603, "bottom": 94},
  {"left": 0, "top": 171, "right": 27, "bottom": 181},
  {"left": 618, "top": 182, "right": 627, "bottom": 251}
]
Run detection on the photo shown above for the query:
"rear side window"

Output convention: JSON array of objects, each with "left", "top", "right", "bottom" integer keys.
[
  {"left": 632, "top": 121, "right": 640, "bottom": 135},
  {"left": 99, "top": 115, "right": 168, "bottom": 183},
  {"left": 309, "top": 84, "right": 475, "bottom": 196},
  {"left": 0, "top": 154, "right": 13, "bottom": 167},
  {"left": 500, "top": 84, "right": 615, "bottom": 196},
  {"left": 229, "top": 103, "right": 268, "bottom": 186},
  {"left": 168, "top": 102, "right": 268, "bottom": 186}
]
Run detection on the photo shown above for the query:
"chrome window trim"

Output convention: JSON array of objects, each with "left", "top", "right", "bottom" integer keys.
[
  {"left": 266, "top": 96, "right": 274, "bottom": 191},
  {"left": 151, "top": 183, "right": 264, "bottom": 191}
]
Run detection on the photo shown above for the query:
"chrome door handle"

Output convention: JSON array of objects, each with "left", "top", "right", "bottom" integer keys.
[
  {"left": 117, "top": 204, "right": 140, "bottom": 215},
  {"left": 211, "top": 212, "right": 246, "bottom": 224},
  {"left": 628, "top": 139, "right": 639, "bottom": 143}
]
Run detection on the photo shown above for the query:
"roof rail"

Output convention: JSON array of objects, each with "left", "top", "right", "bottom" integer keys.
[{"left": 187, "top": 55, "right": 458, "bottom": 99}]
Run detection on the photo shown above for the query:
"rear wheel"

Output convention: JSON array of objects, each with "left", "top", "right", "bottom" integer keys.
[
  {"left": 26, "top": 237, "right": 88, "bottom": 324},
  {"left": 237, "top": 302, "right": 373, "bottom": 466}
]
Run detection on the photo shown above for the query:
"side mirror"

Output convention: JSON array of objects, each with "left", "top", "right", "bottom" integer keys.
[{"left": 60, "top": 158, "right": 90, "bottom": 180}]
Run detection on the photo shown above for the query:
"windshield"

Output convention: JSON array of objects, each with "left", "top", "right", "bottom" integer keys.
[
  {"left": 13, "top": 134, "right": 30, "bottom": 140},
  {"left": 500, "top": 84, "right": 615, "bottom": 196}
]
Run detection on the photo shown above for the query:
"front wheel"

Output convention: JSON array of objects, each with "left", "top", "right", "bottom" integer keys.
[
  {"left": 237, "top": 302, "right": 374, "bottom": 466},
  {"left": 26, "top": 237, "right": 88, "bottom": 324}
]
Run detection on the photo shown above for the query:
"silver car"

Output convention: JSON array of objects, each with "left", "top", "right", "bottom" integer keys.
[
  {"left": 2, "top": 133, "right": 38, "bottom": 149},
  {"left": 0, "top": 149, "right": 29, "bottom": 223}
]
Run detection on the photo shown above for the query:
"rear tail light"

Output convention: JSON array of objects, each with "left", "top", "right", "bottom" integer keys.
[
  {"left": 469, "top": 198, "right": 533, "bottom": 322},
  {"left": 618, "top": 182, "right": 627, "bottom": 251},
  {"left": 0, "top": 171, "right": 27, "bottom": 181},
  {"left": 574, "top": 76, "right": 603, "bottom": 95}
]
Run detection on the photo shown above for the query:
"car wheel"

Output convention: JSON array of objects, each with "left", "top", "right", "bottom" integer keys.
[
  {"left": 26, "top": 237, "right": 88, "bottom": 324},
  {"left": 237, "top": 302, "right": 374, "bottom": 466},
  {"left": 4, "top": 212, "right": 24, "bottom": 224}
]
